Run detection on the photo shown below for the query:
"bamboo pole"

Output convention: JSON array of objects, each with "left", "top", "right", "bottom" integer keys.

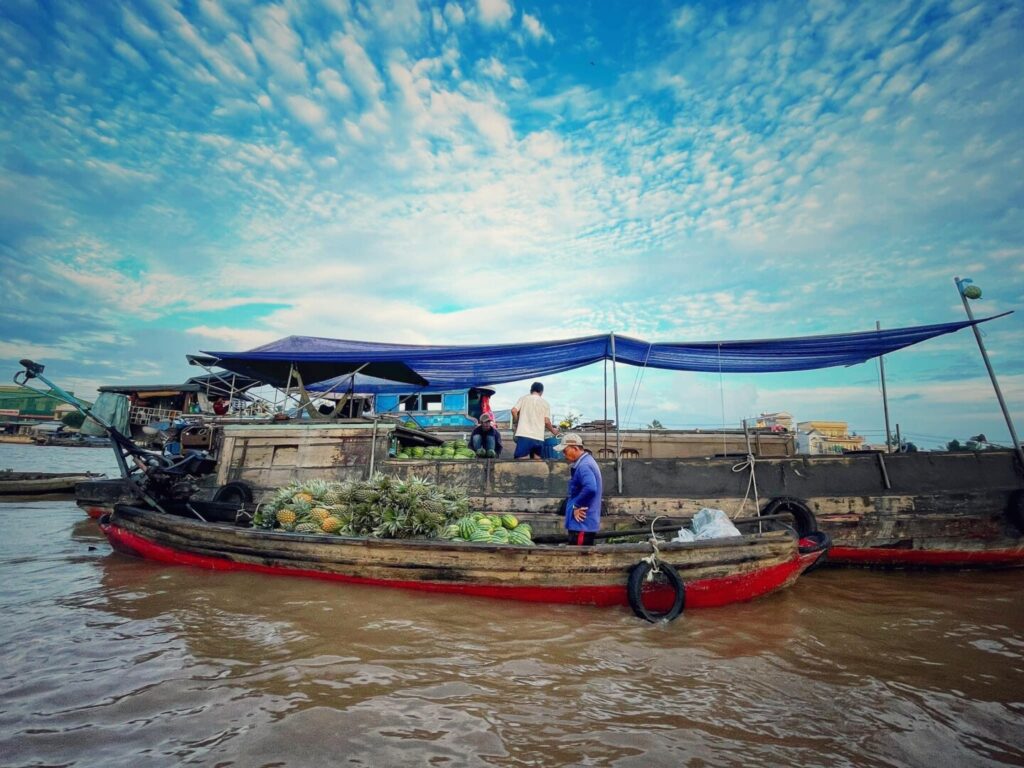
[
  {"left": 955, "top": 277, "right": 1024, "bottom": 470},
  {"left": 877, "top": 321, "right": 893, "bottom": 453},
  {"left": 610, "top": 333, "right": 622, "bottom": 493}
]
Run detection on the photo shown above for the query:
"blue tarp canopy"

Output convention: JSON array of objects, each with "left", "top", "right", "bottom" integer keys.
[{"left": 201, "top": 314, "right": 1007, "bottom": 393}]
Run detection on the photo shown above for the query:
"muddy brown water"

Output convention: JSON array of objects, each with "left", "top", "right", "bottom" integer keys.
[{"left": 1, "top": 445, "right": 1022, "bottom": 767}]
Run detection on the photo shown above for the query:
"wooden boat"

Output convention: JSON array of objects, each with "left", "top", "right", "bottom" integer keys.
[
  {"left": 0, "top": 470, "right": 103, "bottom": 496},
  {"left": 99, "top": 504, "right": 828, "bottom": 613}
]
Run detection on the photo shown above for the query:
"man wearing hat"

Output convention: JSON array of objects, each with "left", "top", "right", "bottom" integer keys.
[
  {"left": 511, "top": 381, "right": 559, "bottom": 460},
  {"left": 468, "top": 413, "right": 503, "bottom": 458},
  {"left": 554, "top": 433, "right": 603, "bottom": 545}
]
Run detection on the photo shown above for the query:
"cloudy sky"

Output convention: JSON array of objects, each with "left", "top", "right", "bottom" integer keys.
[{"left": 1, "top": 0, "right": 1022, "bottom": 448}]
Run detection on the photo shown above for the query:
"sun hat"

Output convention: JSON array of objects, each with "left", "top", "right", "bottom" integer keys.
[{"left": 552, "top": 433, "right": 584, "bottom": 452}]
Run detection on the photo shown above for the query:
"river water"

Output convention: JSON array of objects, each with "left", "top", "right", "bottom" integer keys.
[{"left": 1, "top": 444, "right": 1022, "bottom": 767}]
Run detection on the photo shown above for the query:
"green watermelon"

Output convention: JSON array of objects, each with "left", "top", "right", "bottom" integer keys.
[
  {"left": 501, "top": 514, "right": 519, "bottom": 529},
  {"left": 490, "top": 527, "right": 510, "bottom": 544}
]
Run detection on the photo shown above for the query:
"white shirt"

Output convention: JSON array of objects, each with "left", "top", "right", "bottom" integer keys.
[{"left": 513, "top": 393, "right": 551, "bottom": 441}]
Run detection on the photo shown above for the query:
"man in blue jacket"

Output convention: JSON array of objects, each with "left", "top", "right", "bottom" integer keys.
[{"left": 554, "top": 433, "right": 603, "bottom": 545}]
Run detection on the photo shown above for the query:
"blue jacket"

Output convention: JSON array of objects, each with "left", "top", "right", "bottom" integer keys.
[{"left": 564, "top": 451, "right": 603, "bottom": 532}]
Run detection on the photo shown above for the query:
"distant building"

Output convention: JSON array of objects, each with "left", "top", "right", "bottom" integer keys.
[
  {"left": 0, "top": 385, "right": 76, "bottom": 434},
  {"left": 797, "top": 420, "right": 865, "bottom": 454},
  {"left": 755, "top": 411, "right": 793, "bottom": 432}
]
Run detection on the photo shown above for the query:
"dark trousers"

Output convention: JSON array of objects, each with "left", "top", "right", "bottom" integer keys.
[{"left": 566, "top": 530, "right": 596, "bottom": 546}]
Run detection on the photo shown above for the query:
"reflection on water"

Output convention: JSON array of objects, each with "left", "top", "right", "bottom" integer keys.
[{"left": 1, "top": 446, "right": 1023, "bottom": 766}]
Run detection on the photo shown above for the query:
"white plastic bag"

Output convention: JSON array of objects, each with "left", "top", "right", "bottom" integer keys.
[
  {"left": 691, "top": 507, "right": 742, "bottom": 541},
  {"left": 672, "top": 527, "right": 695, "bottom": 543}
]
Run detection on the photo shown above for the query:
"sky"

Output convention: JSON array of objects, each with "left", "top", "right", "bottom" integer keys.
[{"left": 1, "top": 0, "right": 1022, "bottom": 449}]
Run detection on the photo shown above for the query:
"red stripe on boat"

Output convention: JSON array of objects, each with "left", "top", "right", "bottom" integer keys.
[
  {"left": 829, "top": 546, "right": 1024, "bottom": 567},
  {"left": 101, "top": 523, "right": 823, "bottom": 610}
]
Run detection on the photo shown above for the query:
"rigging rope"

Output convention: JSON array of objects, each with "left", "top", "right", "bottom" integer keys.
[{"left": 731, "top": 453, "right": 761, "bottom": 529}]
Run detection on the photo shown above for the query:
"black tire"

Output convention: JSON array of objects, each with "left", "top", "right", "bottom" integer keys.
[
  {"left": 627, "top": 561, "right": 685, "bottom": 623},
  {"left": 1006, "top": 489, "right": 1024, "bottom": 536},
  {"left": 761, "top": 496, "right": 817, "bottom": 538},
  {"left": 212, "top": 481, "right": 254, "bottom": 506}
]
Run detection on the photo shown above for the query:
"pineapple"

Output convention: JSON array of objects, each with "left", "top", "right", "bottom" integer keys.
[
  {"left": 320, "top": 516, "right": 342, "bottom": 533},
  {"left": 276, "top": 508, "right": 298, "bottom": 527},
  {"left": 310, "top": 507, "right": 331, "bottom": 523},
  {"left": 293, "top": 521, "right": 321, "bottom": 534},
  {"left": 302, "top": 478, "right": 332, "bottom": 502}
]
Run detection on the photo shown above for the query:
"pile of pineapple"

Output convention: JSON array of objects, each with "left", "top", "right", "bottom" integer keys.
[{"left": 251, "top": 474, "right": 533, "bottom": 545}]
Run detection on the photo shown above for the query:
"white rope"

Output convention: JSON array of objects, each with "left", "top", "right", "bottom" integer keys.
[
  {"left": 718, "top": 344, "right": 726, "bottom": 457},
  {"left": 731, "top": 453, "right": 761, "bottom": 527},
  {"left": 639, "top": 514, "right": 666, "bottom": 575},
  {"left": 623, "top": 341, "right": 654, "bottom": 430}
]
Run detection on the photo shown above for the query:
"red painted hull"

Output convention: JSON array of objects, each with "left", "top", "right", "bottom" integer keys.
[
  {"left": 100, "top": 522, "right": 824, "bottom": 610},
  {"left": 81, "top": 504, "right": 112, "bottom": 520},
  {"left": 829, "top": 545, "right": 1024, "bottom": 568}
]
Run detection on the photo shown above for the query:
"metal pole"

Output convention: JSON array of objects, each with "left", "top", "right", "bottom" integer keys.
[
  {"left": 603, "top": 356, "right": 608, "bottom": 457},
  {"left": 368, "top": 418, "right": 378, "bottom": 479},
  {"left": 955, "top": 277, "right": 1024, "bottom": 469},
  {"left": 877, "top": 321, "right": 893, "bottom": 454},
  {"left": 610, "top": 333, "right": 622, "bottom": 493}
]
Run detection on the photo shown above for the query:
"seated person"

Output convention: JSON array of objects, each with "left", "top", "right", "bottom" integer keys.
[{"left": 468, "top": 413, "right": 503, "bottom": 458}]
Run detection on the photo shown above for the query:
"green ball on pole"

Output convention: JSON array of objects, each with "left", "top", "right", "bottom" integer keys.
[{"left": 963, "top": 285, "right": 982, "bottom": 300}]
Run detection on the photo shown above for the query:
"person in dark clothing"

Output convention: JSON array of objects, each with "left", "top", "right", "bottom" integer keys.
[
  {"left": 554, "top": 432, "right": 603, "bottom": 545},
  {"left": 468, "top": 413, "right": 503, "bottom": 458}
]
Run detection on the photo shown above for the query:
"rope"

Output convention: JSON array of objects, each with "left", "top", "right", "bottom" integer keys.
[
  {"left": 639, "top": 515, "right": 666, "bottom": 575},
  {"left": 718, "top": 344, "right": 726, "bottom": 457},
  {"left": 623, "top": 341, "right": 654, "bottom": 430},
  {"left": 731, "top": 452, "right": 761, "bottom": 526}
]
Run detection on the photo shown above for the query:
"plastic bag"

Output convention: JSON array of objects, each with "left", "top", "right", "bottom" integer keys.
[
  {"left": 672, "top": 527, "right": 695, "bottom": 543},
  {"left": 691, "top": 507, "right": 742, "bottom": 541}
]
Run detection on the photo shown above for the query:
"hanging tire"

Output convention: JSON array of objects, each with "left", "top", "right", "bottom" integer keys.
[
  {"left": 627, "top": 561, "right": 685, "bottom": 623},
  {"left": 1006, "top": 489, "right": 1024, "bottom": 536},
  {"left": 761, "top": 496, "right": 817, "bottom": 538},
  {"left": 212, "top": 481, "right": 254, "bottom": 506}
]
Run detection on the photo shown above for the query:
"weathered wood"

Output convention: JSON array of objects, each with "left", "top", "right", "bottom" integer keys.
[{"left": 111, "top": 506, "right": 796, "bottom": 589}]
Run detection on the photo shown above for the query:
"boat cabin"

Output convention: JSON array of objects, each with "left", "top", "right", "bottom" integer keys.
[{"left": 373, "top": 387, "right": 496, "bottom": 428}]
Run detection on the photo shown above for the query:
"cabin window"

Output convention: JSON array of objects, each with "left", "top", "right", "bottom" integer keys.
[
  {"left": 422, "top": 394, "right": 443, "bottom": 411},
  {"left": 399, "top": 395, "right": 420, "bottom": 412}
]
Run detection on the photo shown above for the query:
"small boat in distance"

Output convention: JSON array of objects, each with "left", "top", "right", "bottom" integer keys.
[{"left": 0, "top": 470, "right": 104, "bottom": 497}]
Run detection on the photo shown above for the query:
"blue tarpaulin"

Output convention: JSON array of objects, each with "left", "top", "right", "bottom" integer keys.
[{"left": 202, "top": 314, "right": 1008, "bottom": 392}]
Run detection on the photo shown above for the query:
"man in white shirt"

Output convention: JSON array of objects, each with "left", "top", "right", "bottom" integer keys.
[{"left": 510, "top": 382, "right": 560, "bottom": 460}]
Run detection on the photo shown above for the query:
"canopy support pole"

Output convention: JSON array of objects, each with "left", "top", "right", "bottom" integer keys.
[
  {"left": 610, "top": 333, "right": 622, "bottom": 493},
  {"left": 603, "top": 357, "right": 608, "bottom": 457},
  {"left": 877, "top": 321, "right": 893, "bottom": 454},
  {"left": 955, "top": 277, "right": 1024, "bottom": 471}
]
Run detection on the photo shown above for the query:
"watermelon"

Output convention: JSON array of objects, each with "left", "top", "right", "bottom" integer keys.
[
  {"left": 490, "top": 527, "right": 510, "bottom": 544},
  {"left": 501, "top": 514, "right": 519, "bottom": 529}
]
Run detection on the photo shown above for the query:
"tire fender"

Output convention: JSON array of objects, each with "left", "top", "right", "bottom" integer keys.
[
  {"left": 627, "top": 561, "right": 685, "bottom": 623},
  {"left": 212, "top": 481, "right": 255, "bottom": 506},
  {"left": 1006, "top": 489, "right": 1024, "bottom": 536},
  {"left": 761, "top": 496, "right": 817, "bottom": 538}
]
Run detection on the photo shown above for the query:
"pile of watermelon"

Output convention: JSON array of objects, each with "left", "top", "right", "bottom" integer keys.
[
  {"left": 440, "top": 512, "right": 534, "bottom": 546},
  {"left": 395, "top": 440, "right": 476, "bottom": 460}
]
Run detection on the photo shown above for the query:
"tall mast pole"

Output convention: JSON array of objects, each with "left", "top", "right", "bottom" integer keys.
[
  {"left": 954, "top": 277, "right": 1024, "bottom": 470},
  {"left": 877, "top": 321, "right": 893, "bottom": 453}
]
